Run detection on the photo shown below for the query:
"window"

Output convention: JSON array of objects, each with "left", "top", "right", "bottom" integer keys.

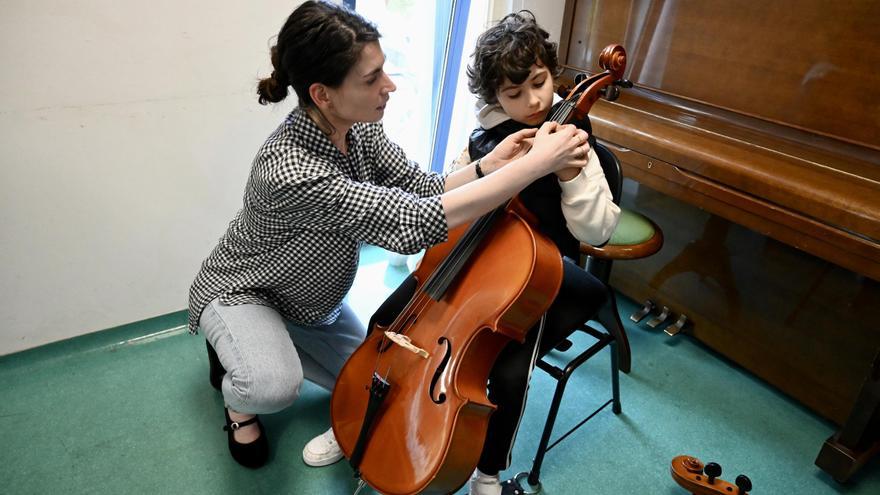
[{"left": 351, "top": 0, "right": 490, "bottom": 172}]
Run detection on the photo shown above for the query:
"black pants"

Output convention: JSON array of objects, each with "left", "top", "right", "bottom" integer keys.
[{"left": 369, "top": 258, "right": 607, "bottom": 475}]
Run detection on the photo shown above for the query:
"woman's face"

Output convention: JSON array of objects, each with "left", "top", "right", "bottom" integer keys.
[
  {"left": 325, "top": 41, "right": 397, "bottom": 126},
  {"left": 495, "top": 63, "right": 554, "bottom": 126}
]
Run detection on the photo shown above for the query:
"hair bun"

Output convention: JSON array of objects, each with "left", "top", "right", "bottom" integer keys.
[
  {"left": 257, "top": 73, "right": 289, "bottom": 105},
  {"left": 271, "top": 70, "right": 289, "bottom": 87}
]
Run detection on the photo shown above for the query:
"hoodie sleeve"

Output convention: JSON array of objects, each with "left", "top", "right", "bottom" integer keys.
[
  {"left": 448, "top": 147, "right": 471, "bottom": 172},
  {"left": 558, "top": 147, "right": 621, "bottom": 245}
]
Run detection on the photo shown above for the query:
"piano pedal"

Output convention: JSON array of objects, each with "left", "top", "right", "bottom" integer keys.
[
  {"left": 664, "top": 314, "right": 689, "bottom": 336},
  {"left": 630, "top": 300, "right": 655, "bottom": 323},
  {"left": 646, "top": 306, "right": 671, "bottom": 328}
]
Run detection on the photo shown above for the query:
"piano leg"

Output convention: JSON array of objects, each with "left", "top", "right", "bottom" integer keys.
[{"left": 815, "top": 349, "right": 880, "bottom": 482}]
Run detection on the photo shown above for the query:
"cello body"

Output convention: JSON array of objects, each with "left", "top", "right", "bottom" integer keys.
[
  {"left": 331, "top": 199, "right": 563, "bottom": 495},
  {"left": 331, "top": 44, "right": 628, "bottom": 495}
]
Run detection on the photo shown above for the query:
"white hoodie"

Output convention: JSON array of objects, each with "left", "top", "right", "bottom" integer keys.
[{"left": 453, "top": 97, "right": 621, "bottom": 246}]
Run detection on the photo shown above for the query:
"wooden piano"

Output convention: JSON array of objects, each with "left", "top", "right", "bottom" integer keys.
[{"left": 556, "top": 0, "right": 880, "bottom": 482}]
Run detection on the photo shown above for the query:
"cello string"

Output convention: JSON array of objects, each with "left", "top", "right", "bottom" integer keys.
[
  {"left": 422, "top": 211, "right": 497, "bottom": 299},
  {"left": 376, "top": 206, "right": 503, "bottom": 382},
  {"left": 421, "top": 215, "right": 488, "bottom": 296},
  {"left": 548, "top": 100, "right": 568, "bottom": 122},
  {"left": 375, "top": 212, "right": 493, "bottom": 356},
  {"left": 406, "top": 98, "right": 574, "bottom": 312},
  {"left": 427, "top": 95, "right": 576, "bottom": 301},
  {"left": 556, "top": 100, "right": 574, "bottom": 123},
  {"left": 425, "top": 93, "right": 579, "bottom": 302},
  {"left": 428, "top": 207, "right": 505, "bottom": 299},
  {"left": 417, "top": 98, "right": 576, "bottom": 316},
  {"left": 373, "top": 95, "right": 580, "bottom": 373}
]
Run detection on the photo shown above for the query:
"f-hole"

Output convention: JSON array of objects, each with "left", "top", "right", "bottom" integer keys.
[{"left": 429, "top": 337, "right": 452, "bottom": 404}]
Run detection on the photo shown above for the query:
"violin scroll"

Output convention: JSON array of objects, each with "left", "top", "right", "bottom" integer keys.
[{"left": 670, "top": 455, "right": 752, "bottom": 495}]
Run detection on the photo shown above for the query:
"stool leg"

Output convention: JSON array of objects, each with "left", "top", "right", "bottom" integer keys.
[
  {"left": 527, "top": 372, "right": 571, "bottom": 487},
  {"left": 595, "top": 290, "right": 632, "bottom": 373},
  {"left": 610, "top": 341, "right": 621, "bottom": 414}
]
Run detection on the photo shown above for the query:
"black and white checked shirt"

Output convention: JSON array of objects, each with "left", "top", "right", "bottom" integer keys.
[{"left": 188, "top": 107, "right": 449, "bottom": 334}]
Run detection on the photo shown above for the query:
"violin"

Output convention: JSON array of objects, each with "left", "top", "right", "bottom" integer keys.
[
  {"left": 671, "top": 455, "right": 753, "bottom": 494},
  {"left": 330, "top": 44, "right": 632, "bottom": 495}
]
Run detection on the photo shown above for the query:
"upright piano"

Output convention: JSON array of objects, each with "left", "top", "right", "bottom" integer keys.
[{"left": 556, "top": 0, "right": 880, "bottom": 482}]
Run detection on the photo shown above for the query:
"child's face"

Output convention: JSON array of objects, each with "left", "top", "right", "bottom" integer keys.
[{"left": 495, "top": 63, "right": 554, "bottom": 126}]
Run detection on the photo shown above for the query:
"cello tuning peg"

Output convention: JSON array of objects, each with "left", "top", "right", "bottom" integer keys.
[
  {"left": 574, "top": 72, "right": 587, "bottom": 84},
  {"left": 735, "top": 474, "right": 752, "bottom": 493},
  {"left": 703, "top": 462, "right": 722, "bottom": 484},
  {"left": 601, "top": 85, "right": 621, "bottom": 101},
  {"left": 615, "top": 78, "right": 633, "bottom": 88}
]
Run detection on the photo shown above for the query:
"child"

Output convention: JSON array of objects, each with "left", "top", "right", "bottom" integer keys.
[{"left": 460, "top": 11, "right": 620, "bottom": 495}]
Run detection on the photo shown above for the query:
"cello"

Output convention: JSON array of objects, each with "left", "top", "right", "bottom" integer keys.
[{"left": 331, "top": 44, "right": 630, "bottom": 495}]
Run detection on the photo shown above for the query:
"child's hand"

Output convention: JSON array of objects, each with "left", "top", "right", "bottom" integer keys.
[
  {"left": 529, "top": 122, "right": 590, "bottom": 175},
  {"left": 481, "top": 128, "right": 539, "bottom": 174}
]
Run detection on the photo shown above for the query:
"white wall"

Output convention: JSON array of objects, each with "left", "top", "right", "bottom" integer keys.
[
  {"left": 491, "top": 0, "right": 566, "bottom": 44},
  {"left": 0, "top": 1, "right": 306, "bottom": 355},
  {"left": 0, "top": 0, "right": 566, "bottom": 356}
]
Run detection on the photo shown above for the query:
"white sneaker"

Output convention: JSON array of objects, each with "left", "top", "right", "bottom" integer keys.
[
  {"left": 387, "top": 252, "right": 409, "bottom": 267},
  {"left": 467, "top": 469, "right": 502, "bottom": 495},
  {"left": 302, "top": 427, "right": 344, "bottom": 467}
]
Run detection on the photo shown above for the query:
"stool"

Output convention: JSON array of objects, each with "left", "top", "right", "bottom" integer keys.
[{"left": 516, "top": 143, "right": 663, "bottom": 492}]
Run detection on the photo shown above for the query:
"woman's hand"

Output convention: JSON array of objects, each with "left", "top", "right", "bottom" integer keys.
[
  {"left": 440, "top": 123, "right": 589, "bottom": 229},
  {"left": 479, "top": 128, "right": 539, "bottom": 174},
  {"left": 528, "top": 122, "right": 591, "bottom": 176}
]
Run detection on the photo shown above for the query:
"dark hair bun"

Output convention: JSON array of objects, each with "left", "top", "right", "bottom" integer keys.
[
  {"left": 257, "top": 74, "right": 289, "bottom": 105},
  {"left": 255, "top": 1, "right": 380, "bottom": 108}
]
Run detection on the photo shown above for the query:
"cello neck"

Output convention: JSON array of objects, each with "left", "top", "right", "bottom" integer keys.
[{"left": 421, "top": 206, "right": 505, "bottom": 300}]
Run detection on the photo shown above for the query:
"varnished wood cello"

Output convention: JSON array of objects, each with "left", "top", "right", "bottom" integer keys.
[{"left": 330, "top": 44, "right": 630, "bottom": 495}]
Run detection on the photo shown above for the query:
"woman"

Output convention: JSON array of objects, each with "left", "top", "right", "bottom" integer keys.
[{"left": 187, "top": 1, "right": 591, "bottom": 470}]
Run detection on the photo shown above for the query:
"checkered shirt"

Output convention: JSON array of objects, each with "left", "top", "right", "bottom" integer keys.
[{"left": 187, "top": 107, "right": 449, "bottom": 334}]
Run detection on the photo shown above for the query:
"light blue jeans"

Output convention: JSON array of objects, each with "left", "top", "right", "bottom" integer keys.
[{"left": 199, "top": 297, "right": 366, "bottom": 414}]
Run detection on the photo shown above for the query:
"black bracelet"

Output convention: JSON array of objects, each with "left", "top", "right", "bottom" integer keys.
[{"left": 474, "top": 158, "right": 485, "bottom": 178}]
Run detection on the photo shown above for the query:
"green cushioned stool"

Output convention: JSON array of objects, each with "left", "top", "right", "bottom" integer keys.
[{"left": 583, "top": 207, "right": 664, "bottom": 260}]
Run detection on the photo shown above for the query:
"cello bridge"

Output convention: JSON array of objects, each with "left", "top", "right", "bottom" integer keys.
[{"left": 384, "top": 331, "right": 430, "bottom": 359}]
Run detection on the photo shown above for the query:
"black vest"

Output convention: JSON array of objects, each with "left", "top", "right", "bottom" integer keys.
[{"left": 467, "top": 104, "right": 595, "bottom": 260}]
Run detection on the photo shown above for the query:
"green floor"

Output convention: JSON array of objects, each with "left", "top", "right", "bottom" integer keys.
[{"left": 2, "top": 245, "right": 879, "bottom": 494}]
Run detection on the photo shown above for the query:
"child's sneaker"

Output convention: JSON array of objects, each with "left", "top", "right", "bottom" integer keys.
[
  {"left": 302, "top": 427, "right": 343, "bottom": 467},
  {"left": 468, "top": 469, "right": 502, "bottom": 495}
]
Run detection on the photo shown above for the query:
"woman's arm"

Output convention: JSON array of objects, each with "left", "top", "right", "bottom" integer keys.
[
  {"left": 441, "top": 124, "right": 539, "bottom": 191},
  {"left": 269, "top": 122, "right": 588, "bottom": 253}
]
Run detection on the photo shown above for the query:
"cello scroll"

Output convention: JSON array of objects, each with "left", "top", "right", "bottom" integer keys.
[
  {"left": 670, "top": 455, "right": 753, "bottom": 495},
  {"left": 557, "top": 44, "right": 632, "bottom": 119}
]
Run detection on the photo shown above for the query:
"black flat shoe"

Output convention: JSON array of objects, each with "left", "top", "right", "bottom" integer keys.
[
  {"left": 206, "top": 341, "right": 226, "bottom": 391},
  {"left": 223, "top": 409, "right": 268, "bottom": 469}
]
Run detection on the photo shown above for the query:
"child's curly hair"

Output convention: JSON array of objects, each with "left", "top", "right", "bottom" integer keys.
[{"left": 467, "top": 10, "right": 561, "bottom": 104}]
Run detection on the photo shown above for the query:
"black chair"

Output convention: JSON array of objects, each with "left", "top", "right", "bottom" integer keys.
[{"left": 516, "top": 142, "right": 663, "bottom": 491}]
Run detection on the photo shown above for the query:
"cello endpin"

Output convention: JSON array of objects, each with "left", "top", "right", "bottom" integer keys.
[{"left": 353, "top": 479, "right": 368, "bottom": 495}]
